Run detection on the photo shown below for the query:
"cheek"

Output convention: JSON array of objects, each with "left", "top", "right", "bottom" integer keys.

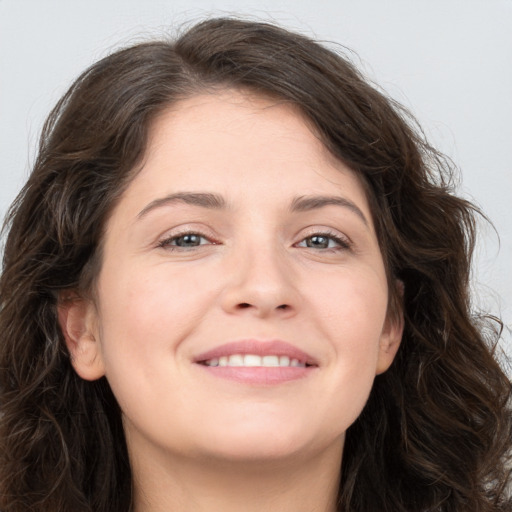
[
  {"left": 308, "top": 265, "right": 389, "bottom": 342},
  {"left": 98, "top": 260, "right": 216, "bottom": 342},
  {"left": 305, "top": 267, "right": 388, "bottom": 401},
  {"left": 93, "top": 262, "right": 217, "bottom": 418}
]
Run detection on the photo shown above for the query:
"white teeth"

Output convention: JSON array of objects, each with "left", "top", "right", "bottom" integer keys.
[
  {"left": 244, "top": 354, "right": 262, "bottom": 367},
  {"left": 227, "top": 354, "right": 244, "bottom": 366},
  {"left": 262, "top": 355, "right": 279, "bottom": 366},
  {"left": 203, "top": 354, "right": 307, "bottom": 368}
]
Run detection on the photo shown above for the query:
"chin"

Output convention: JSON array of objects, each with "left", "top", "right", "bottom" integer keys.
[
  {"left": 194, "top": 421, "right": 333, "bottom": 464},
  {"left": 203, "top": 439, "right": 307, "bottom": 463}
]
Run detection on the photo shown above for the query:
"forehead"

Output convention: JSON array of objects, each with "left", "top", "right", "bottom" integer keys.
[
  {"left": 147, "top": 90, "right": 332, "bottom": 167},
  {"left": 115, "top": 89, "right": 373, "bottom": 223}
]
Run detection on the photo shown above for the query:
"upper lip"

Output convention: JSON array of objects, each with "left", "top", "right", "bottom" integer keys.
[{"left": 194, "top": 339, "right": 318, "bottom": 366}]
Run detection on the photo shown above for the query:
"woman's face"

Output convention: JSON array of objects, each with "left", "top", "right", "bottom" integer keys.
[{"left": 64, "top": 90, "right": 402, "bottom": 466}]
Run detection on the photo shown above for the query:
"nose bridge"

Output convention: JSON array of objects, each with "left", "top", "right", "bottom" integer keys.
[{"left": 221, "top": 232, "right": 299, "bottom": 316}]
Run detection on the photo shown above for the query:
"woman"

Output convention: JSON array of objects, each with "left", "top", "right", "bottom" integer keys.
[{"left": 0, "top": 17, "right": 510, "bottom": 512}]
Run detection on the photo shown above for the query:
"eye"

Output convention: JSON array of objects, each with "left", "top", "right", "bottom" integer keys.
[
  {"left": 158, "top": 232, "right": 213, "bottom": 249},
  {"left": 296, "top": 232, "right": 351, "bottom": 251}
]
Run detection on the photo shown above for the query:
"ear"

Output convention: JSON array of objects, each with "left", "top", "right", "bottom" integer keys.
[
  {"left": 58, "top": 292, "right": 105, "bottom": 381},
  {"left": 375, "top": 281, "right": 404, "bottom": 375}
]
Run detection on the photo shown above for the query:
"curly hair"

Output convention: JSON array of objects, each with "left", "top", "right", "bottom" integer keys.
[{"left": 0, "top": 17, "right": 510, "bottom": 512}]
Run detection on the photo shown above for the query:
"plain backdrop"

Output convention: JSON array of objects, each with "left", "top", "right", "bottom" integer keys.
[{"left": 0, "top": 0, "right": 511, "bottom": 358}]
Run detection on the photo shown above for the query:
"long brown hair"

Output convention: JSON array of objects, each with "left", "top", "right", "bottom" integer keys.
[{"left": 1, "top": 18, "right": 510, "bottom": 512}]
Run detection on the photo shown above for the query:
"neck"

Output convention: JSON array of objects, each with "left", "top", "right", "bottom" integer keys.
[{"left": 130, "top": 439, "right": 343, "bottom": 512}]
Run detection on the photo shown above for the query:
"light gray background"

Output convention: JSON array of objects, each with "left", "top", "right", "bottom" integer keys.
[{"left": 1, "top": 0, "right": 511, "bottom": 356}]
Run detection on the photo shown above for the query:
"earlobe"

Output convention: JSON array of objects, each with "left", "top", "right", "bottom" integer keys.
[
  {"left": 57, "top": 292, "right": 105, "bottom": 381},
  {"left": 376, "top": 282, "right": 404, "bottom": 375},
  {"left": 376, "top": 320, "right": 403, "bottom": 375}
]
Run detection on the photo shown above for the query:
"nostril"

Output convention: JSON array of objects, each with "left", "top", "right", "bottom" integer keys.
[{"left": 232, "top": 302, "right": 292, "bottom": 313}]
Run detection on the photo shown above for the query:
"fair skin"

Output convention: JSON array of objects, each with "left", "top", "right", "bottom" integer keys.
[{"left": 60, "top": 90, "right": 403, "bottom": 512}]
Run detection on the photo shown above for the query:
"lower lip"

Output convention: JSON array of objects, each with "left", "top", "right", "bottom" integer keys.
[{"left": 196, "top": 364, "right": 315, "bottom": 385}]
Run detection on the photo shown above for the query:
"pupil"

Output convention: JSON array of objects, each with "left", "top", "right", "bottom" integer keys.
[
  {"left": 177, "top": 234, "right": 200, "bottom": 247},
  {"left": 307, "top": 236, "right": 328, "bottom": 248}
]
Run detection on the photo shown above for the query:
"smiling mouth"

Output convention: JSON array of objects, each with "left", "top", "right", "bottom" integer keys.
[
  {"left": 200, "top": 354, "right": 312, "bottom": 368},
  {"left": 194, "top": 340, "right": 318, "bottom": 367},
  {"left": 193, "top": 340, "right": 318, "bottom": 384}
]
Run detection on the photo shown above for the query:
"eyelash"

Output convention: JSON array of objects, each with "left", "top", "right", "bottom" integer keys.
[
  {"left": 157, "top": 230, "right": 352, "bottom": 252},
  {"left": 295, "top": 230, "right": 352, "bottom": 251},
  {"left": 158, "top": 231, "right": 214, "bottom": 250}
]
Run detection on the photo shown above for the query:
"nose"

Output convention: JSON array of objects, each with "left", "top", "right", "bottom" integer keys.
[{"left": 220, "top": 243, "right": 300, "bottom": 319}]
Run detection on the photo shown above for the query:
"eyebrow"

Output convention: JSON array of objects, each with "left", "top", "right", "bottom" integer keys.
[
  {"left": 137, "top": 191, "right": 368, "bottom": 226},
  {"left": 290, "top": 195, "right": 369, "bottom": 226},
  {"left": 137, "top": 192, "right": 227, "bottom": 219}
]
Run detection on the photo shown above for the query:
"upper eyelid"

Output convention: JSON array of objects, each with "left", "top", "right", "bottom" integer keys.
[
  {"left": 159, "top": 231, "right": 215, "bottom": 244},
  {"left": 157, "top": 224, "right": 216, "bottom": 239},
  {"left": 296, "top": 233, "right": 351, "bottom": 249},
  {"left": 296, "top": 226, "right": 352, "bottom": 243}
]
